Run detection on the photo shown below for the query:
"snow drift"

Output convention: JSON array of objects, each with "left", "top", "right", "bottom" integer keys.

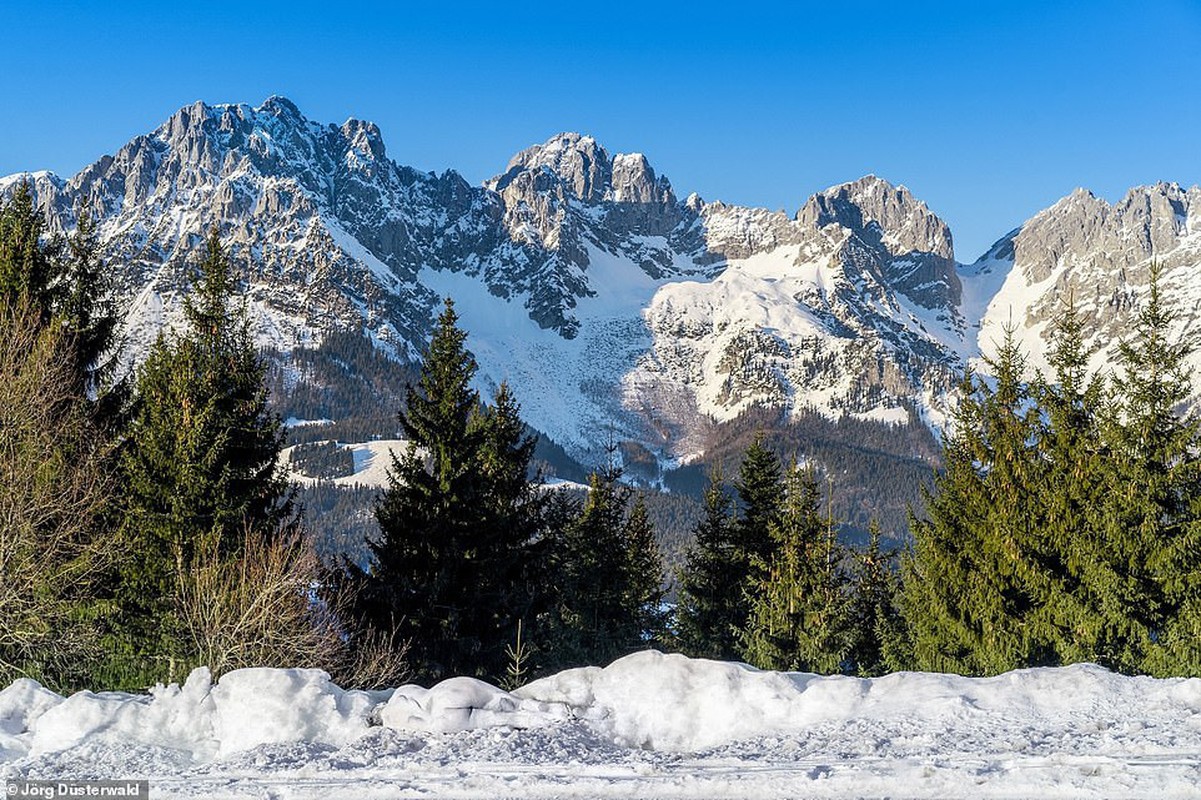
[{"left": 4, "top": 651, "right": 1201, "bottom": 798}]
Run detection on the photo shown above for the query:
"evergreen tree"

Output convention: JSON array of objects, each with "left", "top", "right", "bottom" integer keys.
[
  {"left": 675, "top": 471, "right": 743, "bottom": 659},
  {"left": 0, "top": 187, "right": 118, "bottom": 404},
  {"left": 622, "top": 494, "right": 669, "bottom": 648},
  {"left": 846, "top": 520, "right": 903, "bottom": 676},
  {"left": 541, "top": 459, "right": 670, "bottom": 670},
  {"left": 0, "top": 182, "right": 58, "bottom": 318},
  {"left": 902, "top": 328, "right": 1049, "bottom": 674},
  {"left": 734, "top": 436, "right": 785, "bottom": 571},
  {"left": 1029, "top": 298, "right": 1108, "bottom": 665},
  {"left": 1101, "top": 265, "right": 1201, "bottom": 674},
  {"left": 116, "top": 229, "right": 293, "bottom": 683},
  {"left": 348, "top": 299, "right": 548, "bottom": 683},
  {"left": 60, "top": 211, "right": 119, "bottom": 401},
  {"left": 552, "top": 464, "right": 634, "bottom": 667},
  {"left": 730, "top": 436, "right": 784, "bottom": 646},
  {"left": 741, "top": 464, "right": 848, "bottom": 673}
]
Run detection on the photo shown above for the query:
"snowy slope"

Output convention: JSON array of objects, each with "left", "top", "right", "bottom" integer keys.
[
  {"left": 3, "top": 652, "right": 1200, "bottom": 799},
  {"left": 968, "top": 183, "right": 1201, "bottom": 382},
  {"left": 281, "top": 439, "right": 409, "bottom": 488},
  {"left": 0, "top": 98, "right": 973, "bottom": 471},
  {"left": 6, "top": 97, "right": 1201, "bottom": 468}
]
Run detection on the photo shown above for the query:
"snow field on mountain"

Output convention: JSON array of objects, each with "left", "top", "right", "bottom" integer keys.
[
  {"left": 281, "top": 439, "right": 408, "bottom": 488},
  {"left": 418, "top": 243, "right": 691, "bottom": 463},
  {"left": 3, "top": 651, "right": 1201, "bottom": 798}
]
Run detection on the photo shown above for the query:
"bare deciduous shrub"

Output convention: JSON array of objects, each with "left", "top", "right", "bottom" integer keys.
[
  {"left": 0, "top": 302, "right": 114, "bottom": 689},
  {"left": 176, "top": 527, "right": 409, "bottom": 688}
]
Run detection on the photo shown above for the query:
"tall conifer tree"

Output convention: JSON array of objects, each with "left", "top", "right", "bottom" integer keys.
[
  {"left": 675, "top": 472, "right": 742, "bottom": 659},
  {"left": 847, "top": 520, "right": 903, "bottom": 676},
  {"left": 903, "top": 328, "right": 1048, "bottom": 674},
  {"left": 1030, "top": 298, "right": 1108, "bottom": 665},
  {"left": 742, "top": 464, "right": 848, "bottom": 673},
  {"left": 1101, "top": 265, "right": 1201, "bottom": 674},
  {"left": 117, "top": 229, "right": 293, "bottom": 681},
  {"left": 349, "top": 299, "right": 549, "bottom": 683}
]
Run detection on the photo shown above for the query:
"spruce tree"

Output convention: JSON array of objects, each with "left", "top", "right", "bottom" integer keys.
[
  {"left": 117, "top": 229, "right": 293, "bottom": 683},
  {"left": 60, "top": 211, "right": 119, "bottom": 401},
  {"left": 675, "top": 471, "right": 743, "bottom": 659},
  {"left": 622, "top": 494, "right": 669, "bottom": 648},
  {"left": 349, "top": 300, "right": 548, "bottom": 683},
  {"left": 0, "top": 182, "right": 59, "bottom": 318},
  {"left": 741, "top": 464, "right": 848, "bottom": 673},
  {"left": 0, "top": 188, "right": 117, "bottom": 403},
  {"left": 902, "top": 328, "right": 1049, "bottom": 674},
  {"left": 550, "top": 463, "right": 633, "bottom": 668},
  {"left": 1101, "top": 265, "right": 1201, "bottom": 674},
  {"left": 1030, "top": 298, "right": 1108, "bottom": 665},
  {"left": 846, "top": 520, "right": 903, "bottom": 676},
  {"left": 731, "top": 436, "right": 784, "bottom": 645},
  {"left": 541, "top": 461, "right": 670, "bottom": 670}
]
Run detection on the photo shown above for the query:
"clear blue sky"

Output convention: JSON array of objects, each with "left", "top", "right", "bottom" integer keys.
[{"left": 3, "top": 0, "right": 1199, "bottom": 259}]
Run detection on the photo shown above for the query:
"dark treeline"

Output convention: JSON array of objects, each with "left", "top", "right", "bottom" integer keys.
[{"left": 6, "top": 176, "right": 1201, "bottom": 692}]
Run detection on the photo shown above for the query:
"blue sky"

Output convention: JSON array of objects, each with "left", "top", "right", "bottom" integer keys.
[{"left": 2, "top": 0, "right": 1199, "bottom": 259}]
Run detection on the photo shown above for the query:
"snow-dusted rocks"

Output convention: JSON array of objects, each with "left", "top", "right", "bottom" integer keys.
[
  {"left": 7, "top": 97, "right": 1201, "bottom": 470},
  {"left": 969, "top": 182, "right": 1201, "bottom": 378}
]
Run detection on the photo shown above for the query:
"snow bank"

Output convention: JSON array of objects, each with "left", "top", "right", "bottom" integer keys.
[
  {"left": 519, "top": 650, "right": 1201, "bottom": 751},
  {"left": 3, "top": 668, "right": 392, "bottom": 762},
  {"left": 4, "top": 651, "right": 1201, "bottom": 799},
  {"left": 381, "top": 676, "right": 568, "bottom": 732}
]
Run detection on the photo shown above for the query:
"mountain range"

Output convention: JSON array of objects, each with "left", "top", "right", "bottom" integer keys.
[{"left": 4, "top": 97, "right": 1199, "bottom": 498}]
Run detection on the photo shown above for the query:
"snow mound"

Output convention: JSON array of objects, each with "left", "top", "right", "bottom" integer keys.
[
  {"left": 518, "top": 650, "right": 1201, "bottom": 752},
  {"left": 381, "top": 676, "right": 569, "bottom": 732},
  {"left": 5, "top": 652, "right": 1201, "bottom": 798}
]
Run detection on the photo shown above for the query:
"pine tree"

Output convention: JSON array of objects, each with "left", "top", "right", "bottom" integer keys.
[
  {"left": 1101, "top": 265, "right": 1201, "bottom": 674},
  {"left": 902, "top": 327, "right": 1049, "bottom": 674},
  {"left": 675, "top": 471, "right": 742, "bottom": 659},
  {"left": 730, "top": 436, "right": 784, "bottom": 645},
  {"left": 846, "top": 520, "right": 903, "bottom": 676},
  {"left": 1029, "top": 297, "right": 1108, "bottom": 665},
  {"left": 541, "top": 459, "right": 671, "bottom": 670},
  {"left": 60, "top": 211, "right": 119, "bottom": 401},
  {"left": 741, "top": 464, "right": 848, "bottom": 673},
  {"left": 116, "top": 229, "right": 293, "bottom": 683},
  {"left": 734, "top": 436, "right": 785, "bottom": 572},
  {"left": 0, "top": 187, "right": 117, "bottom": 403},
  {"left": 0, "top": 182, "right": 59, "bottom": 318},
  {"left": 622, "top": 494, "right": 669, "bottom": 648},
  {"left": 348, "top": 300, "right": 549, "bottom": 683},
  {"left": 550, "top": 463, "right": 633, "bottom": 668}
]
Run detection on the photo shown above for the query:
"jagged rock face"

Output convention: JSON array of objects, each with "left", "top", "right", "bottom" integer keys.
[
  {"left": 1, "top": 97, "right": 1011, "bottom": 465},
  {"left": 970, "top": 183, "right": 1201, "bottom": 377},
  {"left": 797, "top": 176, "right": 960, "bottom": 309}
]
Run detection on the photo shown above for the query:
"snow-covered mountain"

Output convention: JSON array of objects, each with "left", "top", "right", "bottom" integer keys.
[
  {"left": 4, "top": 97, "right": 1198, "bottom": 469},
  {"left": 964, "top": 183, "right": 1201, "bottom": 377}
]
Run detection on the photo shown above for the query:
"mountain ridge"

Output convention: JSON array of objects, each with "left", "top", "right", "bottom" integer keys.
[{"left": 4, "top": 96, "right": 1200, "bottom": 472}]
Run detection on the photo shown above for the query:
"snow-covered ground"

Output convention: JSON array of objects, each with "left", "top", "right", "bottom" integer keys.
[
  {"left": 281, "top": 439, "right": 408, "bottom": 488},
  {"left": 3, "top": 651, "right": 1199, "bottom": 799}
]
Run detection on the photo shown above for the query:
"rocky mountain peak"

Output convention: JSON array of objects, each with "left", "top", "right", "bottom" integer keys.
[
  {"left": 797, "top": 175, "right": 955, "bottom": 263},
  {"left": 340, "top": 118, "right": 387, "bottom": 164},
  {"left": 610, "top": 152, "right": 674, "bottom": 206},
  {"left": 259, "top": 94, "right": 303, "bottom": 119},
  {"left": 792, "top": 176, "right": 960, "bottom": 309},
  {"left": 497, "top": 132, "right": 612, "bottom": 203},
  {"left": 1006, "top": 183, "right": 1201, "bottom": 287}
]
